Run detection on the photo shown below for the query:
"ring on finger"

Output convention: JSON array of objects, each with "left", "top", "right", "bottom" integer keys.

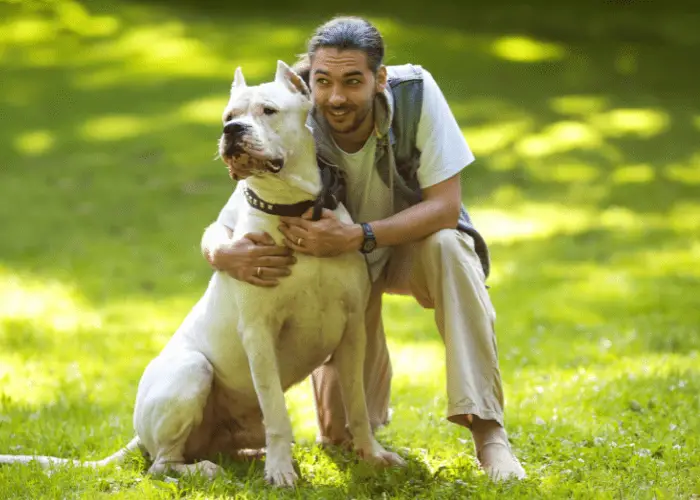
[
  {"left": 256, "top": 267, "right": 262, "bottom": 278},
  {"left": 297, "top": 237, "right": 303, "bottom": 246}
]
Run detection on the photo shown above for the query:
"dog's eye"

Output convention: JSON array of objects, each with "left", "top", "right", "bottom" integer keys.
[{"left": 263, "top": 107, "right": 278, "bottom": 116}]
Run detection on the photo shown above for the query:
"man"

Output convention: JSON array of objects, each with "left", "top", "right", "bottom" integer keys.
[{"left": 203, "top": 16, "right": 525, "bottom": 481}]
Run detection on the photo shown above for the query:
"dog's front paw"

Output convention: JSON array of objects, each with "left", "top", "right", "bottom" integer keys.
[
  {"left": 265, "top": 460, "right": 298, "bottom": 487},
  {"left": 356, "top": 440, "right": 406, "bottom": 467}
]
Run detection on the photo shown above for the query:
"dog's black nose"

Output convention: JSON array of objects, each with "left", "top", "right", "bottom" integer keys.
[{"left": 223, "top": 121, "right": 247, "bottom": 136}]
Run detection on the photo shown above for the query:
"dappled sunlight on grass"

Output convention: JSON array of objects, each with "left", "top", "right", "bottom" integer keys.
[
  {"left": 665, "top": 153, "right": 700, "bottom": 184},
  {"left": 461, "top": 103, "right": 674, "bottom": 190},
  {"left": 1, "top": 0, "right": 699, "bottom": 496},
  {"left": 474, "top": 202, "right": 601, "bottom": 244},
  {"left": 388, "top": 341, "right": 700, "bottom": 433},
  {"left": 0, "top": 266, "right": 207, "bottom": 337},
  {"left": 611, "top": 163, "right": 655, "bottom": 183},
  {"left": 13, "top": 130, "right": 57, "bottom": 156},
  {"left": 511, "top": 353, "right": 699, "bottom": 422},
  {"left": 0, "top": 267, "right": 228, "bottom": 411},
  {"left": 73, "top": 22, "right": 235, "bottom": 87},
  {"left": 456, "top": 91, "right": 695, "bottom": 221},
  {"left": 473, "top": 195, "right": 700, "bottom": 248},
  {"left": 79, "top": 114, "right": 151, "bottom": 142},
  {"left": 491, "top": 35, "right": 566, "bottom": 63},
  {"left": 516, "top": 120, "right": 603, "bottom": 159},
  {"left": 0, "top": 4, "right": 119, "bottom": 45},
  {"left": 591, "top": 108, "right": 670, "bottom": 139},
  {"left": 550, "top": 95, "right": 609, "bottom": 117},
  {"left": 462, "top": 119, "right": 533, "bottom": 158},
  {"left": 285, "top": 382, "right": 319, "bottom": 443},
  {"left": 625, "top": 239, "right": 700, "bottom": 279},
  {"left": 0, "top": 267, "right": 101, "bottom": 333},
  {"left": 177, "top": 95, "right": 230, "bottom": 125},
  {"left": 0, "top": 0, "right": 316, "bottom": 95},
  {"left": 0, "top": 269, "right": 200, "bottom": 410}
]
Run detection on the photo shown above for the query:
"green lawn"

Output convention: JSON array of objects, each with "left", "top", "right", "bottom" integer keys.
[{"left": 1, "top": 0, "right": 699, "bottom": 498}]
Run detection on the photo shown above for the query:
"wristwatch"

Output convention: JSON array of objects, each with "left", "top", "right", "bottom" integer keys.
[{"left": 359, "top": 222, "right": 377, "bottom": 254}]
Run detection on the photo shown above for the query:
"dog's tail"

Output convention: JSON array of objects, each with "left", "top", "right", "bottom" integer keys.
[{"left": 0, "top": 436, "right": 144, "bottom": 469}]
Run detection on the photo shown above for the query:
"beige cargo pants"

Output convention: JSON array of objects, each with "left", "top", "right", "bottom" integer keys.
[{"left": 311, "top": 228, "right": 505, "bottom": 442}]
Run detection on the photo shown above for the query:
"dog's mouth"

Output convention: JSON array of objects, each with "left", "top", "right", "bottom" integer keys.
[
  {"left": 266, "top": 158, "right": 284, "bottom": 172},
  {"left": 222, "top": 153, "right": 284, "bottom": 180}
]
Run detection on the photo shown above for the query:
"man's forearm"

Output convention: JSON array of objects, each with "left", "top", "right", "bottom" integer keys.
[
  {"left": 201, "top": 221, "right": 233, "bottom": 262},
  {"left": 347, "top": 198, "right": 460, "bottom": 250}
]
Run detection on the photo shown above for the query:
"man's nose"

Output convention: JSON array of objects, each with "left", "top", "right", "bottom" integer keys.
[
  {"left": 328, "top": 87, "right": 346, "bottom": 106},
  {"left": 223, "top": 121, "right": 248, "bottom": 136}
]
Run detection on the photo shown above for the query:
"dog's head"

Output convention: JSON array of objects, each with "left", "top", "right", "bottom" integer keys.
[{"left": 219, "top": 60, "right": 312, "bottom": 177}]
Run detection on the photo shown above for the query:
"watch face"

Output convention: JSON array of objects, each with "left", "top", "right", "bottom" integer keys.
[{"left": 362, "top": 239, "right": 377, "bottom": 253}]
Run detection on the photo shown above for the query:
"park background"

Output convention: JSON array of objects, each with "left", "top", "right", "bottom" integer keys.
[{"left": 0, "top": 0, "right": 698, "bottom": 498}]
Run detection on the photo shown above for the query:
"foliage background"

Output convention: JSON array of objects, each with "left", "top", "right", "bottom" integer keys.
[{"left": 0, "top": 0, "right": 698, "bottom": 498}]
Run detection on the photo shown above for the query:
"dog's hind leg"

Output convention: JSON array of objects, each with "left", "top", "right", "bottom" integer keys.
[{"left": 133, "top": 350, "right": 223, "bottom": 479}]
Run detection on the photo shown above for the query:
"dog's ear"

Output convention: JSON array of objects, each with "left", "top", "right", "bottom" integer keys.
[
  {"left": 275, "top": 60, "right": 310, "bottom": 97},
  {"left": 232, "top": 67, "right": 247, "bottom": 90}
]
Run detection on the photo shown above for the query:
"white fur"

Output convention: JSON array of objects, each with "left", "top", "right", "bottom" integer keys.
[{"left": 0, "top": 61, "right": 404, "bottom": 486}]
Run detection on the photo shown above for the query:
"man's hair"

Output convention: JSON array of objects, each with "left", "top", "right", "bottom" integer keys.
[{"left": 293, "top": 16, "right": 385, "bottom": 84}]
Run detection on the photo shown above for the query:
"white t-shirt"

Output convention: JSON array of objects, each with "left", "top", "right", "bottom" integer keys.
[{"left": 340, "top": 69, "right": 475, "bottom": 280}]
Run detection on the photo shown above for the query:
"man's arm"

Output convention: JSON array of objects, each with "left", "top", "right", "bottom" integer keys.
[
  {"left": 201, "top": 221, "right": 234, "bottom": 265},
  {"left": 200, "top": 185, "right": 241, "bottom": 265},
  {"left": 348, "top": 173, "right": 462, "bottom": 250},
  {"left": 201, "top": 185, "right": 296, "bottom": 286},
  {"left": 279, "top": 173, "right": 462, "bottom": 255}
]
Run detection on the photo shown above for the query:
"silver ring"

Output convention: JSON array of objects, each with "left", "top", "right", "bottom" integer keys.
[
  {"left": 297, "top": 237, "right": 303, "bottom": 246},
  {"left": 256, "top": 267, "right": 262, "bottom": 277}
]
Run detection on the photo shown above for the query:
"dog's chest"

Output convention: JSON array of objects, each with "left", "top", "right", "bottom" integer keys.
[
  {"left": 253, "top": 255, "right": 364, "bottom": 370},
  {"left": 252, "top": 254, "right": 361, "bottom": 325}
]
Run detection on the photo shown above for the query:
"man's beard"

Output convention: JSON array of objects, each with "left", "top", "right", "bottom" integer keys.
[{"left": 324, "top": 103, "right": 372, "bottom": 135}]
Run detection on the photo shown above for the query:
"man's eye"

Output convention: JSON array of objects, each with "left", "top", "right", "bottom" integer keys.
[
  {"left": 263, "top": 107, "right": 278, "bottom": 116},
  {"left": 347, "top": 79, "right": 361, "bottom": 85},
  {"left": 315, "top": 78, "right": 329, "bottom": 85}
]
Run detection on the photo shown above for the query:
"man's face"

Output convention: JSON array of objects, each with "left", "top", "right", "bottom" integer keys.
[{"left": 309, "top": 48, "right": 387, "bottom": 137}]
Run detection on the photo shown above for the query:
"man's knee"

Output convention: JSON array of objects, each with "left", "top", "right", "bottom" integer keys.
[
  {"left": 421, "top": 229, "right": 462, "bottom": 256},
  {"left": 417, "top": 229, "right": 485, "bottom": 283}
]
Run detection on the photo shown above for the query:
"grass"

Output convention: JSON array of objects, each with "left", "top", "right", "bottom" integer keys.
[{"left": 1, "top": 0, "right": 699, "bottom": 498}]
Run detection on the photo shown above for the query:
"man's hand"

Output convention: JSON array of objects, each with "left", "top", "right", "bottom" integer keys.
[
  {"left": 279, "top": 208, "right": 362, "bottom": 257},
  {"left": 207, "top": 232, "right": 296, "bottom": 287}
]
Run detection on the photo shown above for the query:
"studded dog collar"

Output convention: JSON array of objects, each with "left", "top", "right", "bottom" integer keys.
[
  {"left": 243, "top": 187, "right": 315, "bottom": 218},
  {"left": 243, "top": 162, "right": 346, "bottom": 221}
]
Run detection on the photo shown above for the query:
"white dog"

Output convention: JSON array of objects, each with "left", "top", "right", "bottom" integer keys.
[{"left": 0, "top": 61, "right": 404, "bottom": 487}]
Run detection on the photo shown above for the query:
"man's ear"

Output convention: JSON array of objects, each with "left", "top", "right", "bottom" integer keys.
[{"left": 375, "top": 65, "right": 388, "bottom": 93}]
